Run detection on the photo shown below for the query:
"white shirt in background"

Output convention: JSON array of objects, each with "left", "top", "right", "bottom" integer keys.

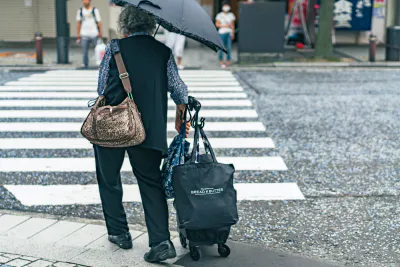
[
  {"left": 216, "top": 12, "right": 236, "bottom": 35},
  {"left": 76, "top": 7, "right": 101, "bottom": 37}
]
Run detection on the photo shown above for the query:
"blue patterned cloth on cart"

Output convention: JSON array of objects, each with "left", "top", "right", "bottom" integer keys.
[{"left": 161, "top": 122, "right": 190, "bottom": 199}]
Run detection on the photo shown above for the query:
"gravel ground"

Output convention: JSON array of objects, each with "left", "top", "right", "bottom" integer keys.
[{"left": 235, "top": 69, "right": 400, "bottom": 266}]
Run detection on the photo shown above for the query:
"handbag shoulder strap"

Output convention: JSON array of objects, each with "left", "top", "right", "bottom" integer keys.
[{"left": 110, "top": 39, "right": 133, "bottom": 99}]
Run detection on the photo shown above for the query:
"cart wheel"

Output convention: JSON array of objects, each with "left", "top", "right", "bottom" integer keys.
[
  {"left": 179, "top": 233, "right": 187, "bottom": 248},
  {"left": 218, "top": 244, "right": 231, "bottom": 257},
  {"left": 189, "top": 246, "right": 201, "bottom": 261}
]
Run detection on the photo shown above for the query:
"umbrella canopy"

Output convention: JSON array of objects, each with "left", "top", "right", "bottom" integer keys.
[{"left": 112, "top": 0, "right": 226, "bottom": 52}]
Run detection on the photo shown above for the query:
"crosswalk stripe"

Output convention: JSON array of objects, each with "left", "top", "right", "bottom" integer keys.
[
  {"left": 0, "top": 99, "right": 252, "bottom": 107},
  {"left": 19, "top": 77, "right": 238, "bottom": 82},
  {"left": 0, "top": 157, "right": 287, "bottom": 172},
  {"left": 28, "top": 73, "right": 236, "bottom": 78},
  {"left": 3, "top": 183, "right": 304, "bottom": 206},
  {"left": 0, "top": 122, "right": 266, "bottom": 132},
  {"left": 43, "top": 70, "right": 234, "bottom": 76},
  {"left": 5, "top": 81, "right": 241, "bottom": 87},
  {"left": 0, "top": 69, "right": 299, "bottom": 206},
  {"left": 0, "top": 86, "right": 244, "bottom": 92},
  {"left": 0, "top": 109, "right": 258, "bottom": 119},
  {"left": 0, "top": 138, "right": 275, "bottom": 149},
  {"left": 0, "top": 92, "right": 247, "bottom": 99}
]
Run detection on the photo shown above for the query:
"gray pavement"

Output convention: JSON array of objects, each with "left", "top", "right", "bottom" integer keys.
[
  {"left": 334, "top": 45, "right": 386, "bottom": 62},
  {"left": 0, "top": 44, "right": 232, "bottom": 70},
  {"left": 1, "top": 43, "right": 399, "bottom": 70},
  {"left": 0, "top": 211, "right": 334, "bottom": 267}
]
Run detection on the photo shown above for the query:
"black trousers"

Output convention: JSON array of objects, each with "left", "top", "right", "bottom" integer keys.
[{"left": 94, "top": 145, "right": 170, "bottom": 246}]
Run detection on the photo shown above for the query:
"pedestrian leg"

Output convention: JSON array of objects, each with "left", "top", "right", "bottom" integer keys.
[
  {"left": 226, "top": 34, "right": 232, "bottom": 65},
  {"left": 219, "top": 34, "right": 225, "bottom": 65},
  {"left": 165, "top": 32, "right": 177, "bottom": 52},
  {"left": 81, "top": 37, "right": 90, "bottom": 68},
  {"left": 175, "top": 35, "right": 186, "bottom": 69},
  {"left": 127, "top": 147, "right": 170, "bottom": 246},
  {"left": 94, "top": 144, "right": 129, "bottom": 235}
]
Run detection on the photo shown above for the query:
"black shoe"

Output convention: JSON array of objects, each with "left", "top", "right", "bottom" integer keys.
[
  {"left": 108, "top": 232, "right": 133, "bottom": 249},
  {"left": 144, "top": 240, "right": 177, "bottom": 263}
]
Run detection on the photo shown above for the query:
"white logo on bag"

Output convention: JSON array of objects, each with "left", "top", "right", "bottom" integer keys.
[{"left": 191, "top": 188, "right": 224, "bottom": 196}]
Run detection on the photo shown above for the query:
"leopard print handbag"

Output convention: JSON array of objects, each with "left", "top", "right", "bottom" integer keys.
[{"left": 81, "top": 41, "right": 145, "bottom": 147}]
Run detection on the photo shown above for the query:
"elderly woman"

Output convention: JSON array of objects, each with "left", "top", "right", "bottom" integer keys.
[{"left": 94, "top": 6, "right": 189, "bottom": 263}]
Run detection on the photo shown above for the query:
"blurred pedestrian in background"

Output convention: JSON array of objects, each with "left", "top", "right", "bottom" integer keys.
[
  {"left": 76, "top": 0, "right": 103, "bottom": 68},
  {"left": 165, "top": 31, "right": 186, "bottom": 70},
  {"left": 215, "top": 2, "right": 235, "bottom": 68}
]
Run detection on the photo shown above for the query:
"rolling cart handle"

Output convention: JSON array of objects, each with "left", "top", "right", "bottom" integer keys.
[{"left": 187, "top": 96, "right": 205, "bottom": 129}]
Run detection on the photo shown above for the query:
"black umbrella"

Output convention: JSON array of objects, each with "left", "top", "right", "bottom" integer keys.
[{"left": 112, "top": 0, "right": 226, "bottom": 52}]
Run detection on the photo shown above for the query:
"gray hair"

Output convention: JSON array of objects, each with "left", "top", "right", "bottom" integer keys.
[{"left": 118, "top": 6, "right": 156, "bottom": 35}]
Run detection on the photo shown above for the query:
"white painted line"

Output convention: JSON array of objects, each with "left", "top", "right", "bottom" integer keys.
[
  {"left": 0, "top": 138, "right": 274, "bottom": 149},
  {"left": 0, "top": 157, "right": 286, "bottom": 172},
  {"left": 44, "top": 70, "right": 233, "bottom": 75},
  {"left": 222, "top": 156, "right": 286, "bottom": 171},
  {"left": 0, "top": 86, "right": 244, "bottom": 92},
  {"left": 32, "top": 73, "right": 234, "bottom": 76},
  {"left": 0, "top": 86, "right": 97, "bottom": 91},
  {"left": 5, "top": 81, "right": 240, "bottom": 87},
  {"left": 38, "top": 73, "right": 235, "bottom": 78},
  {"left": 0, "top": 109, "right": 258, "bottom": 119},
  {"left": 20, "top": 77, "right": 237, "bottom": 82},
  {"left": 0, "top": 92, "right": 247, "bottom": 99},
  {"left": 3, "top": 182, "right": 301, "bottom": 206},
  {"left": 34, "top": 71, "right": 234, "bottom": 75},
  {"left": 0, "top": 99, "right": 252, "bottom": 107},
  {"left": 235, "top": 183, "right": 305, "bottom": 201},
  {"left": 0, "top": 122, "right": 265, "bottom": 132}
]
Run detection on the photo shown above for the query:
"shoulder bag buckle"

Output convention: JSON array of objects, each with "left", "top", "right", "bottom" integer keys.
[{"left": 119, "top": 72, "right": 129, "bottom": 80}]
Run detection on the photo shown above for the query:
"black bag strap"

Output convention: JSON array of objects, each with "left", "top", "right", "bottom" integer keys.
[
  {"left": 92, "top": 7, "right": 101, "bottom": 33},
  {"left": 80, "top": 7, "right": 99, "bottom": 30},
  {"left": 200, "top": 127, "right": 216, "bottom": 161},
  {"left": 110, "top": 39, "right": 133, "bottom": 99},
  {"left": 92, "top": 7, "right": 97, "bottom": 22},
  {"left": 190, "top": 124, "right": 217, "bottom": 163}
]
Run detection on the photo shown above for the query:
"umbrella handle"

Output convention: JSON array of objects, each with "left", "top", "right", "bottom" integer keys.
[{"left": 138, "top": 0, "right": 161, "bottom": 9}]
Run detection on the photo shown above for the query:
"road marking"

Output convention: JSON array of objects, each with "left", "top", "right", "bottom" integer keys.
[
  {"left": 5, "top": 81, "right": 240, "bottom": 87},
  {"left": 0, "top": 122, "right": 266, "bottom": 132},
  {"left": 0, "top": 109, "right": 259, "bottom": 119},
  {"left": 0, "top": 69, "right": 297, "bottom": 208},
  {"left": 0, "top": 137, "right": 275, "bottom": 149},
  {"left": 27, "top": 74, "right": 236, "bottom": 79},
  {"left": 0, "top": 99, "right": 252, "bottom": 107},
  {"left": 41, "top": 70, "right": 235, "bottom": 76},
  {"left": 235, "top": 183, "right": 305, "bottom": 201},
  {"left": 0, "top": 86, "right": 244, "bottom": 92},
  {"left": 0, "top": 92, "right": 247, "bottom": 99},
  {"left": 0, "top": 157, "right": 287, "bottom": 172},
  {"left": 3, "top": 183, "right": 302, "bottom": 206},
  {"left": 19, "top": 77, "right": 238, "bottom": 82}
]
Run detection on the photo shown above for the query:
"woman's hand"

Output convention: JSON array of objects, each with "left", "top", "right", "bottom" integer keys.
[{"left": 175, "top": 104, "right": 190, "bottom": 138}]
